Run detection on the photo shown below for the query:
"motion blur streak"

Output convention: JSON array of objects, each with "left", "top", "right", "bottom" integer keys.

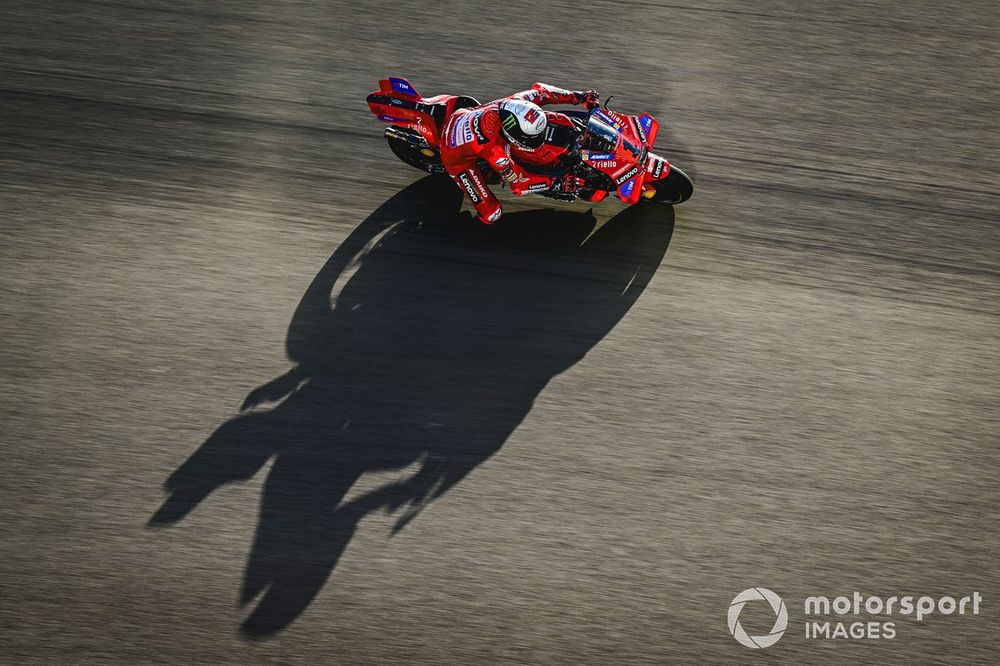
[{"left": 1, "top": 1, "right": 997, "bottom": 664}]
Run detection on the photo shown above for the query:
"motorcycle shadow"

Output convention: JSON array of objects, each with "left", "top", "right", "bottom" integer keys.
[{"left": 148, "top": 176, "right": 675, "bottom": 637}]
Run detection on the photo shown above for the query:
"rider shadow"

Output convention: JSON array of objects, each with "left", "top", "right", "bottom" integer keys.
[{"left": 148, "top": 176, "right": 675, "bottom": 637}]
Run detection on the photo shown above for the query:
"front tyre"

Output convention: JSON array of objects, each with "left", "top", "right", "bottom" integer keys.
[{"left": 644, "top": 165, "right": 693, "bottom": 205}]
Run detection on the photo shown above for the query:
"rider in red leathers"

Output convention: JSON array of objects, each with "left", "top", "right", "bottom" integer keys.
[{"left": 439, "top": 83, "right": 599, "bottom": 224}]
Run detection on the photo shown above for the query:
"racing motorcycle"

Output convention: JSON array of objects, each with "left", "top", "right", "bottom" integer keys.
[{"left": 366, "top": 77, "right": 693, "bottom": 207}]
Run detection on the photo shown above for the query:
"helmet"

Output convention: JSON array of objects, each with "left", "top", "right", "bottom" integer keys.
[{"left": 498, "top": 99, "right": 547, "bottom": 150}]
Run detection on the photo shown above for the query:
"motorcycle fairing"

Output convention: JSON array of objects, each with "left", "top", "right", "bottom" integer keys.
[
  {"left": 644, "top": 153, "right": 672, "bottom": 181},
  {"left": 368, "top": 96, "right": 442, "bottom": 145},
  {"left": 615, "top": 167, "right": 643, "bottom": 203},
  {"left": 367, "top": 78, "right": 481, "bottom": 147},
  {"left": 593, "top": 108, "right": 659, "bottom": 150},
  {"left": 636, "top": 113, "right": 659, "bottom": 147}
]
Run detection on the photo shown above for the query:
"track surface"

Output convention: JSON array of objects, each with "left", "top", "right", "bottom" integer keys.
[{"left": 2, "top": 1, "right": 998, "bottom": 663}]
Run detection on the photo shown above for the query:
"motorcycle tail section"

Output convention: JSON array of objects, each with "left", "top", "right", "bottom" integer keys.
[
  {"left": 366, "top": 77, "right": 440, "bottom": 145},
  {"left": 380, "top": 77, "right": 421, "bottom": 99}
]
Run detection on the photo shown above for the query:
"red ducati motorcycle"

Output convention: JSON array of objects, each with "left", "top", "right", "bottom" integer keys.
[{"left": 366, "top": 77, "right": 693, "bottom": 207}]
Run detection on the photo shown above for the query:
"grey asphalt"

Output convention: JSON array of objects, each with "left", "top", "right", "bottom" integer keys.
[{"left": 1, "top": 1, "right": 998, "bottom": 663}]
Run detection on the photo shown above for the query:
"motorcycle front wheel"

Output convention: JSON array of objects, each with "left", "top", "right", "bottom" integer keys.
[{"left": 644, "top": 165, "right": 693, "bottom": 205}]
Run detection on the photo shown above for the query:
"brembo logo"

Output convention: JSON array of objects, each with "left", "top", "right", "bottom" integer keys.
[{"left": 728, "top": 588, "right": 788, "bottom": 649}]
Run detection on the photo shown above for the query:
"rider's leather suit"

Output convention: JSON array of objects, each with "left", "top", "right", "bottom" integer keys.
[{"left": 439, "top": 83, "right": 593, "bottom": 223}]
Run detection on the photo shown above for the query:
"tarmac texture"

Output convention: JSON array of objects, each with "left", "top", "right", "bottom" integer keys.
[{"left": 1, "top": 0, "right": 998, "bottom": 663}]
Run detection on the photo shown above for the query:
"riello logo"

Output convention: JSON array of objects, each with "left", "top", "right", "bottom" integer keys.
[{"left": 728, "top": 588, "right": 788, "bottom": 649}]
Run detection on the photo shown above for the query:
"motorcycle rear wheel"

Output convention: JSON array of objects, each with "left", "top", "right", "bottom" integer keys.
[
  {"left": 644, "top": 166, "right": 693, "bottom": 205},
  {"left": 386, "top": 130, "right": 446, "bottom": 174}
]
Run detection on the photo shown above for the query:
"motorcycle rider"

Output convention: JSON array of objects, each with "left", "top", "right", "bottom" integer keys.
[{"left": 439, "top": 83, "right": 600, "bottom": 224}]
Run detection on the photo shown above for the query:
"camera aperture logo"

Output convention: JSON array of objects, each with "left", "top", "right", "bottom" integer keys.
[
  {"left": 728, "top": 587, "right": 788, "bottom": 649},
  {"left": 727, "top": 587, "right": 983, "bottom": 649}
]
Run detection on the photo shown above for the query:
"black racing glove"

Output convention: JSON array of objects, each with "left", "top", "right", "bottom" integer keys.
[{"left": 574, "top": 90, "right": 600, "bottom": 110}]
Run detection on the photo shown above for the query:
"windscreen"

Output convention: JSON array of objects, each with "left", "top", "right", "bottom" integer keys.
[{"left": 585, "top": 115, "right": 619, "bottom": 152}]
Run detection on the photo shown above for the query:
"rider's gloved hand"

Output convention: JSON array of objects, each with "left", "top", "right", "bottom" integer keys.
[{"left": 574, "top": 90, "right": 600, "bottom": 110}]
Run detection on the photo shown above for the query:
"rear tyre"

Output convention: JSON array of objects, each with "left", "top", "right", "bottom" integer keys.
[
  {"left": 386, "top": 131, "right": 446, "bottom": 174},
  {"left": 645, "top": 165, "right": 693, "bottom": 205}
]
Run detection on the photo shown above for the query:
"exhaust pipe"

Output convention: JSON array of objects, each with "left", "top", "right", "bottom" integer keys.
[{"left": 384, "top": 125, "right": 431, "bottom": 148}]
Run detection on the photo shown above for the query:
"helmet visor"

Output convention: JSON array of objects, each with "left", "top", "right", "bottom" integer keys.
[{"left": 517, "top": 130, "right": 545, "bottom": 149}]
